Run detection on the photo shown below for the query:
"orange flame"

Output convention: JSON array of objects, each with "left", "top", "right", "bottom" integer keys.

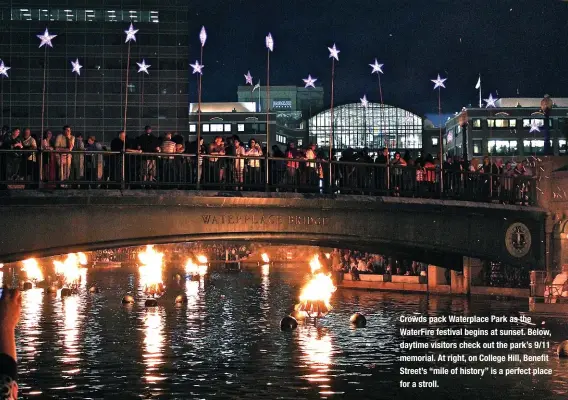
[
  {"left": 138, "top": 245, "right": 164, "bottom": 295},
  {"left": 185, "top": 258, "right": 207, "bottom": 276},
  {"left": 297, "top": 255, "right": 336, "bottom": 318},
  {"left": 22, "top": 258, "right": 44, "bottom": 282},
  {"left": 54, "top": 254, "right": 84, "bottom": 287},
  {"left": 261, "top": 253, "right": 270, "bottom": 263},
  {"left": 196, "top": 255, "right": 208, "bottom": 264},
  {"left": 309, "top": 254, "right": 322, "bottom": 274}
]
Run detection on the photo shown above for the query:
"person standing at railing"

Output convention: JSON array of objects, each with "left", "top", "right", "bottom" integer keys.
[
  {"left": 54, "top": 125, "right": 75, "bottom": 185},
  {"left": 185, "top": 138, "right": 205, "bottom": 184},
  {"left": 233, "top": 138, "right": 246, "bottom": 189},
  {"left": 375, "top": 147, "right": 389, "bottom": 193},
  {"left": 20, "top": 128, "right": 37, "bottom": 186},
  {"left": 41, "top": 130, "right": 56, "bottom": 186},
  {"left": 137, "top": 125, "right": 160, "bottom": 184},
  {"left": 159, "top": 132, "right": 176, "bottom": 184},
  {"left": 85, "top": 136, "right": 103, "bottom": 185},
  {"left": 304, "top": 143, "right": 318, "bottom": 189},
  {"left": 110, "top": 130, "right": 140, "bottom": 186},
  {"left": 390, "top": 152, "right": 406, "bottom": 196},
  {"left": 284, "top": 142, "right": 299, "bottom": 189},
  {"left": 1, "top": 128, "right": 23, "bottom": 183},
  {"left": 208, "top": 136, "right": 225, "bottom": 185},
  {"left": 245, "top": 138, "right": 262, "bottom": 187},
  {"left": 70, "top": 133, "right": 85, "bottom": 186}
]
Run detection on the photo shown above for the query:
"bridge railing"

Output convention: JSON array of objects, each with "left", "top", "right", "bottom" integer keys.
[{"left": 0, "top": 149, "right": 537, "bottom": 204}]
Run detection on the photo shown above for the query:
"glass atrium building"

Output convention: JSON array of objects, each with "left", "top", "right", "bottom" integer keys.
[
  {"left": 0, "top": 1, "right": 189, "bottom": 144},
  {"left": 308, "top": 102, "right": 423, "bottom": 152}
]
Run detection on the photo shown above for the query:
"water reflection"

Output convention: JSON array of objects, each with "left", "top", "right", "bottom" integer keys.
[
  {"left": 142, "top": 308, "right": 166, "bottom": 383},
  {"left": 260, "top": 264, "right": 270, "bottom": 320},
  {"left": 297, "top": 326, "right": 333, "bottom": 381},
  {"left": 61, "top": 296, "right": 81, "bottom": 368},
  {"left": 20, "top": 289, "right": 44, "bottom": 359}
]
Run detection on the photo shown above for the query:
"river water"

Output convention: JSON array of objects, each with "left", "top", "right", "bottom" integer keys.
[{"left": 8, "top": 265, "right": 568, "bottom": 399}]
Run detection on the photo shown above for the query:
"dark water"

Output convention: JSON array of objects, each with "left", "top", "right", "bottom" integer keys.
[{"left": 8, "top": 266, "right": 568, "bottom": 399}]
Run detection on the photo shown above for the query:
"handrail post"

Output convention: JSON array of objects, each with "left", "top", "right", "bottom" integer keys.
[
  {"left": 121, "top": 151, "right": 126, "bottom": 190},
  {"left": 265, "top": 154, "right": 269, "bottom": 192},
  {"left": 328, "top": 160, "right": 333, "bottom": 194},
  {"left": 196, "top": 154, "right": 201, "bottom": 190},
  {"left": 37, "top": 149, "right": 43, "bottom": 189},
  {"left": 386, "top": 164, "right": 390, "bottom": 195}
]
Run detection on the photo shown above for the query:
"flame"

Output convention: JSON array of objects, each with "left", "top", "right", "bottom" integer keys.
[
  {"left": 54, "top": 254, "right": 84, "bottom": 287},
  {"left": 185, "top": 259, "right": 207, "bottom": 276},
  {"left": 324, "top": 253, "right": 331, "bottom": 259},
  {"left": 196, "top": 255, "right": 208, "bottom": 264},
  {"left": 138, "top": 245, "right": 164, "bottom": 295},
  {"left": 22, "top": 258, "right": 44, "bottom": 282},
  {"left": 77, "top": 252, "right": 88, "bottom": 265},
  {"left": 261, "top": 253, "right": 270, "bottom": 263},
  {"left": 309, "top": 254, "right": 322, "bottom": 274}
]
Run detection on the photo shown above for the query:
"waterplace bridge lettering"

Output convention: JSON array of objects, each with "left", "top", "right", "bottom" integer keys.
[{"left": 201, "top": 214, "right": 329, "bottom": 226}]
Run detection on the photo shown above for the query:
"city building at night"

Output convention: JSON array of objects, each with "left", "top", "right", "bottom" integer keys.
[
  {"left": 308, "top": 102, "right": 425, "bottom": 157},
  {"left": 444, "top": 97, "right": 568, "bottom": 159},
  {"left": 0, "top": 1, "right": 189, "bottom": 144},
  {"left": 188, "top": 102, "right": 299, "bottom": 150}
]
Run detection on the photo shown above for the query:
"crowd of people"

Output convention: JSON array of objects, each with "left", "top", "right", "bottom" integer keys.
[{"left": 0, "top": 125, "right": 536, "bottom": 204}]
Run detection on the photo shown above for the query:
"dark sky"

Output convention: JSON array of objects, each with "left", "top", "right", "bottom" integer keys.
[{"left": 188, "top": 0, "right": 568, "bottom": 116}]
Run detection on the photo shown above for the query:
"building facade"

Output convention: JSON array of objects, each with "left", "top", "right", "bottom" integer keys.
[
  {"left": 0, "top": 1, "right": 189, "bottom": 144},
  {"left": 308, "top": 102, "right": 424, "bottom": 156},
  {"left": 445, "top": 97, "right": 568, "bottom": 159},
  {"left": 188, "top": 102, "right": 297, "bottom": 151}
]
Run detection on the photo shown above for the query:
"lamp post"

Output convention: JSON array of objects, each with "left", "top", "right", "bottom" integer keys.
[
  {"left": 458, "top": 108, "right": 469, "bottom": 161},
  {"left": 541, "top": 94, "right": 553, "bottom": 156}
]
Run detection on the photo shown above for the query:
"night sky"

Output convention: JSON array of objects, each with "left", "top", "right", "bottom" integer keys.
[{"left": 188, "top": 0, "right": 568, "bottom": 116}]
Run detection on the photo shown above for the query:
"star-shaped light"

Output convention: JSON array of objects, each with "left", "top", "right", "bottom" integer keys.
[
  {"left": 328, "top": 43, "right": 340, "bottom": 61},
  {"left": 190, "top": 60, "right": 204, "bottom": 75},
  {"left": 431, "top": 74, "right": 446, "bottom": 89},
  {"left": 70, "top": 58, "right": 82, "bottom": 75},
  {"left": 265, "top": 33, "right": 274, "bottom": 52},
  {"left": 37, "top": 28, "right": 57, "bottom": 48},
  {"left": 484, "top": 93, "right": 498, "bottom": 108},
  {"left": 303, "top": 74, "right": 317, "bottom": 88},
  {"left": 137, "top": 59, "right": 150, "bottom": 74},
  {"left": 244, "top": 71, "right": 253, "bottom": 85},
  {"left": 360, "top": 95, "right": 369, "bottom": 108},
  {"left": 124, "top": 23, "right": 138, "bottom": 43},
  {"left": 529, "top": 120, "right": 541, "bottom": 133},
  {"left": 369, "top": 59, "right": 384, "bottom": 74},
  {"left": 0, "top": 60, "right": 11, "bottom": 78},
  {"left": 199, "top": 26, "right": 207, "bottom": 47}
]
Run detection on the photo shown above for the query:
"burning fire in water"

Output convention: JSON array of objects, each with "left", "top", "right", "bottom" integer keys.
[
  {"left": 185, "top": 258, "right": 207, "bottom": 276},
  {"left": 297, "top": 254, "right": 337, "bottom": 318},
  {"left": 138, "top": 246, "right": 165, "bottom": 297},
  {"left": 22, "top": 258, "right": 43, "bottom": 282},
  {"left": 261, "top": 253, "right": 270, "bottom": 263},
  {"left": 54, "top": 253, "right": 87, "bottom": 287},
  {"left": 196, "top": 255, "right": 208, "bottom": 265}
]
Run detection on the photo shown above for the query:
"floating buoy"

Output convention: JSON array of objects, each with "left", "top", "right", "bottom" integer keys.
[
  {"left": 145, "top": 298, "right": 158, "bottom": 307},
  {"left": 60, "top": 288, "right": 72, "bottom": 297},
  {"left": 280, "top": 315, "right": 298, "bottom": 331},
  {"left": 22, "top": 282, "right": 33, "bottom": 291},
  {"left": 121, "top": 295, "right": 135, "bottom": 304},
  {"left": 350, "top": 312, "right": 367, "bottom": 328},
  {"left": 175, "top": 294, "right": 187, "bottom": 304},
  {"left": 89, "top": 286, "right": 100, "bottom": 294},
  {"left": 558, "top": 340, "right": 568, "bottom": 358}
]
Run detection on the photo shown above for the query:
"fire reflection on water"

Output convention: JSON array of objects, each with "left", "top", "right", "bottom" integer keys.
[
  {"left": 20, "top": 288, "right": 44, "bottom": 358},
  {"left": 142, "top": 308, "right": 166, "bottom": 383}
]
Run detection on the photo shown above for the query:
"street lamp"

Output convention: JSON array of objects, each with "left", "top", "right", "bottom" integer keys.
[
  {"left": 540, "top": 94, "right": 553, "bottom": 155},
  {"left": 458, "top": 107, "right": 469, "bottom": 161}
]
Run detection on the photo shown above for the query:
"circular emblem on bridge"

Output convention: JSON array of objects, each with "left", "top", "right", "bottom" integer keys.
[{"left": 505, "top": 222, "right": 532, "bottom": 258}]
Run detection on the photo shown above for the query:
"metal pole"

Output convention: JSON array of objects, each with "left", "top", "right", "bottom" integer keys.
[
  {"left": 123, "top": 42, "right": 131, "bottom": 133},
  {"left": 328, "top": 58, "right": 335, "bottom": 190},
  {"left": 40, "top": 46, "right": 47, "bottom": 137},
  {"left": 196, "top": 46, "right": 203, "bottom": 189},
  {"left": 438, "top": 87, "right": 443, "bottom": 195},
  {"left": 265, "top": 50, "right": 270, "bottom": 191}
]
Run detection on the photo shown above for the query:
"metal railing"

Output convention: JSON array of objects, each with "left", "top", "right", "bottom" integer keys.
[{"left": 0, "top": 149, "right": 537, "bottom": 205}]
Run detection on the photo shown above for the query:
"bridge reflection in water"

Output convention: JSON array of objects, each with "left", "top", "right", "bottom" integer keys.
[{"left": 6, "top": 264, "right": 568, "bottom": 399}]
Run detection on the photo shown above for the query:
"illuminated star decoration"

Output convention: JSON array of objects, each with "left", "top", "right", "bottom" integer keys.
[
  {"left": 71, "top": 58, "right": 82, "bottom": 76},
  {"left": 190, "top": 60, "right": 204, "bottom": 75},
  {"left": 303, "top": 74, "right": 317, "bottom": 88},
  {"left": 137, "top": 59, "right": 150, "bottom": 74},
  {"left": 265, "top": 33, "right": 274, "bottom": 52},
  {"left": 484, "top": 93, "right": 498, "bottom": 108},
  {"left": 431, "top": 74, "right": 447, "bottom": 89},
  {"left": 530, "top": 120, "right": 541, "bottom": 133},
  {"left": 0, "top": 60, "right": 11, "bottom": 78},
  {"left": 369, "top": 59, "right": 384, "bottom": 74},
  {"left": 124, "top": 23, "right": 138, "bottom": 43},
  {"left": 328, "top": 43, "right": 340, "bottom": 61},
  {"left": 360, "top": 95, "right": 369, "bottom": 108},
  {"left": 199, "top": 26, "right": 207, "bottom": 47},
  {"left": 37, "top": 28, "right": 57, "bottom": 48},
  {"left": 244, "top": 71, "right": 253, "bottom": 85}
]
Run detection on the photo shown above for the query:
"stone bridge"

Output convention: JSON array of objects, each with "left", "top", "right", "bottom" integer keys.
[{"left": 0, "top": 190, "right": 548, "bottom": 270}]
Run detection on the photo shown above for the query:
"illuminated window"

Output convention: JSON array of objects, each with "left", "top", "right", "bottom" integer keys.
[
  {"left": 189, "top": 124, "right": 196, "bottom": 132},
  {"left": 431, "top": 137, "right": 439, "bottom": 146},
  {"left": 523, "top": 139, "right": 552, "bottom": 155},
  {"left": 297, "top": 139, "right": 303, "bottom": 147},
  {"left": 559, "top": 139, "right": 567, "bottom": 154},
  {"left": 473, "top": 139, "right": 482, "bottom": 155},
  {"left": 472, "top": 119, "right": 481, "bottom": 129},
  {"left": 237, "top": 124, "right": 244, "bottom": 132},
  {"left": 10, "top": 8, "right": 158, "bottom": 22},
  {"left": 522, "top": 119, "right": 551, "bottom": 128},
  {"left": 276, "top": 134, "right": 286, "bottom": 144},
  {"left": 488, "top": 139, "right": 517, "bottom": 155},
  {"left": 210, "top": 124, "right": 223, "bottom": 132},
  {"left": 224, "top": 124, "right": 231, "bottom": 132},
  {"left": 487, "top": 119, "right": 515, "bottom": 128},
  {"left": 202, "top": 124, "right": 209, "bottom": 132}
]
